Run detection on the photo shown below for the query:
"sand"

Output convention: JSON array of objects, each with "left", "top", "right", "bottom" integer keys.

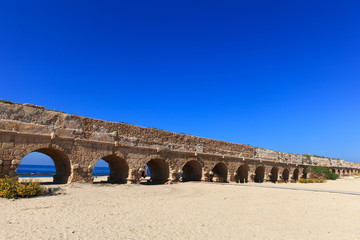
[{"left": 1, "top": 177, "right": 360, "bottom": 240}]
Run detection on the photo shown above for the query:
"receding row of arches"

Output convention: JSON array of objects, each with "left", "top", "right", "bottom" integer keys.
[
  {"left": 332, "top": 168, "right": 355, "bottom": 175},
  {"left": 14, "top": 148, "right": 357, "bottom": 184}
]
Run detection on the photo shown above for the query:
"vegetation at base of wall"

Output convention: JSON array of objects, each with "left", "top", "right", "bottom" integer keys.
[
  {"left": 305, "top": 166, "right": 339, "bottom": 180},
  {"left": 0, "top": 176, "right": 47, "bottom": 199},
  {"left": 298, "top": 178, "right": 326, "bottom": 183}
]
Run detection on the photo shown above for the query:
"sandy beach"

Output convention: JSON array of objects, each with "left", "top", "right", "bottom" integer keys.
[{"left": 1, "top": 177, "right": 360, "bottom": 240}]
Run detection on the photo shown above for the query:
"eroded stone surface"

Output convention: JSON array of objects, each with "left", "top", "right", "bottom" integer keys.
[{"left": 0, "top": 101, "right": 359, "bottom": 184}]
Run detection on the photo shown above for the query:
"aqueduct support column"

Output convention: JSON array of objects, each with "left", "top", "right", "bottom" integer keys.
[
  {"left": 264, "top": 166, "right": 273, "bottom": 182},
  {"left": 247, "top": 165, "right": 256, "bottom": 183},
  {"left": 201, "top": 168, "right": 211, "bottom": 182}
]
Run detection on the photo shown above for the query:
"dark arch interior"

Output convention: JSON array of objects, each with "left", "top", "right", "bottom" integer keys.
[
  {"left": 254, "top": 166, "right": 265, "bottom": 183},
  {"left": 182, "top": 160, "right": 202, "bottom": 182},
  {"left": 235, "top": 165, "right": 248, "bottom": 183},
  {"left": 211, "top": 163, "right": 228, "bottom": 182},
  {"left": 302, "top": 168, "right": 308, "bottom": 179},
  {"left": 270, "top": 167, "right": 278, "bottom": 183},
  {"left": 292, "top": 168, "right": 299, "bottom": 181},
  {"left": 93, "top": 155, "right": 129, "bottom": 184},
  {"left": 332, "top": 169, "right": 336, "bottom": 173},
  {"left": 17, "top": 148, "right": 71, "bottom": 184},
  {"left": 146, "top": 159, "right": 169, "bottom": 184},
  {"left": 282, "top": 168, "right": 290, "bottom": 182}
]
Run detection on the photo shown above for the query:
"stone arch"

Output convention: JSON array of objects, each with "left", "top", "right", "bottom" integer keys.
[
  {"left": 235, "top": 164, "right": 248, "bottom": 183},
  {"left": 292, "top": 168, "right": 299, "bottom": 181},
  {"left": 16, "top": 146, "right": 71, "bottom": 184},
  {"left": 146, "top": 158, "right": 169, "bottom": 184},
  {"left": 331, "top": 169, "right": 336, "bottom": 173},
  {"left": 254, "top": 165, "right": 265, "bottom": 183},
  {"left": 181, "top": 160, "right": 202, "bottom": 182},
  {"left": 92, "top": 154, "right": 129, "bottom": 183},
  {"left": 211, "top": 162, "right": 228, "bottom": 182},
  {"left": 282, "top": 168, "right": 290, "bottom": 182},
  {"left": 270, "top": 167, "right": 278, "bottom": 183}
]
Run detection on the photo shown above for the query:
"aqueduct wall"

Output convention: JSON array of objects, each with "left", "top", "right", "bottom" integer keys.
[{"left": 0, "top": 101, "right": 359, "bottom": 184}]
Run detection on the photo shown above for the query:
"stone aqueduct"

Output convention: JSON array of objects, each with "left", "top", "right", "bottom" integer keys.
[{"left": 0, "top": 101, "right": 359, "bottom": 184}]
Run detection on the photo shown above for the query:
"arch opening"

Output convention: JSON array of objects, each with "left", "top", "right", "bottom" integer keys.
[
  {"left": 302, "top": 168, "right": 308, "bottom": 179},
  {"left": 270, "top": 167, "right": 278, "bottom": 183},
  {"left": 292, "top": 168, "right": 299, "bottom": 181},
  {"left": 182, "top": 160, "right": 202, "bottom": 182},
  {"left": 210, "top": 162, "right": 228, "bottom": 182},
  {"left": 146, "top": 159, "right": 169, "bottom": 184},
  {"left": 331, "top": 169, "right": 336, "bottom": 173},
  {"left": 235, "top": 164, "right": 248, "bottom": 183},
  {"left": 17, "top": 148, "right": 71, "bottom": 184},
  {"left": 254, "top": 166, "right": 265, "bottom": 183},
  {"left": 93, "top": 155, "right": 129, "bottom": 184},
  {"left": 282, "top": 168, "right": 290, "bottom": 182}
]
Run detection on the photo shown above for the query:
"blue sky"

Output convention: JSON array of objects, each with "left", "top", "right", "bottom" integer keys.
[{"left": 1, "top": 0, "right": 359, "bottom": 165}]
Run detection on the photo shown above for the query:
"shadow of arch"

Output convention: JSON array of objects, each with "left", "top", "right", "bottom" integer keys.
[
  {"left": 235, "top": 164, "right": 248, "bottom": 183},
  {"left": 270, "top": 167, "right": 278, "bottom": 183},
  {"left": 17, "top": 148, "right": 71, "bottom": 184},
  {"left": 254, "top": 166, "right": 264, "bottom": 183},
  {"left": 211, "top": 162, "right": 228, "bottom": 182},
  {"left": 93, "top": 155, "right": 129, "bottom": 184},
  {"left": 282, "top": 168, "right": 289, "bottom": 182},
  {"left": 182, "top": 160, "right": 202, "bottom": 182},
  {"left": 146, "top": 158, "right": 169, "bottom": 184},
  {"left": 292, "top": 168, "right": 299, "bottom": 181}
]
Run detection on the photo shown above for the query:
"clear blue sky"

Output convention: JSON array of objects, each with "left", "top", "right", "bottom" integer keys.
[{"left": 1, "top": 1, "right": 359, "bottom": 165}]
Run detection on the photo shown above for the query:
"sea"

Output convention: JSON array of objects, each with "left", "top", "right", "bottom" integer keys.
[{"left": 17, "top": 165, "right": 110, "bottom": 178}]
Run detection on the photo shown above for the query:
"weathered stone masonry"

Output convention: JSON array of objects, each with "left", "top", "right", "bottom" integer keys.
[{"left": 0, "top": 101, "right": 359, "bottom": 184}]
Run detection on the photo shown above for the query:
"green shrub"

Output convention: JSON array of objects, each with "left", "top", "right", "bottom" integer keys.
[
  {"left": 0, "top": 176, "right": 46, "bottom": 199},
  {"left": 305, "top": 166, "right": 339, "bottom": 180}
]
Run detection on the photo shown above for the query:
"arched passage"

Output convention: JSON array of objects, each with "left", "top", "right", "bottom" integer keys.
[
  {"left": 235, "top": 164, "right": 248, "bottom": 183},
  {"left": 17, "top": 148, "right": 71, "bottom": 184},
  {"left": 92, "top": 155, "right": 128, "bottom": 184},
  {"left": 292, "top": 168, "right": 299, "bottom": 181},
  {"left": 282, "top": 168, "right": 290, "bottom": 182},
  {"left": 302, "top": 168, "right": 308, "bottom": 179},
  {"left": 146, "top": 158, "right": 169, "bottom": 184},
  {"left": 254, "top": 166, "right": 265, "bottom": 183},
  {"left": 182, "top": 160, "right": 202, "bottom": 182},
  {"left": 331, "top": 169, "right": 336, "bottom": 173},
  {"left": 211, "top": 162, "right": 228, "bottom": 182},
  {"left": 270, "top": 167, "right": 278, "bottom": 183}
]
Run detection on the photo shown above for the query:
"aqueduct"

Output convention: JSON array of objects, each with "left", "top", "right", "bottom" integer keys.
[{"left": 0, "top": 101, "right": 359, "bottom": 184}]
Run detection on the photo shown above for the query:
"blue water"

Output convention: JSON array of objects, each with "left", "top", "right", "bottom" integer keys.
[{"left": 17, "top": 165, "right": 110, "bottom": 178}]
